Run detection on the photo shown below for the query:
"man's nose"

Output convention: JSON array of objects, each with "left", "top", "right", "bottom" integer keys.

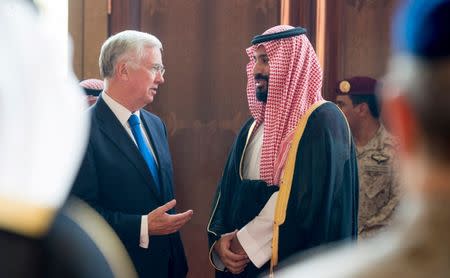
[
  {"left": 253, "top": 62, "right": 263, "bottom": 75},
  {"left": 155, "top": 73, "right": 164, "bottom": 84}
]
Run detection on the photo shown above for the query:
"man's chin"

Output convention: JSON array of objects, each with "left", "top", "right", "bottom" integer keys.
[{"left": 146, "top": 92, "right": 155, "bottom": 102}]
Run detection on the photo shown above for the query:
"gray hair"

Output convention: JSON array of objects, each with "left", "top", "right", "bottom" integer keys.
[{"left": 99, "top": 30, "right": 163, "bottom": 79}]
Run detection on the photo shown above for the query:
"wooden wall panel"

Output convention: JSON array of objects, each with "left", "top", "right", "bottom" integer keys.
[
  {"left": 340, "top": 0, "right": 398, "bottom": 79},
  {"left": 322, "top": 0, "right": 344, "bottom": 100},
  {"left": 69, "top": 0, "right": 108, "bottom": 80},
  {"left": 109, "top": 0, "right": 140, "bottom": 34},
  {"left": 289, "top": 0, "right": 317, "bottom": 48},
  {"left": 69, "top": 0, "right": 83, "bottom": 78},
  {"left": 323, "top": 0, "right": 399, "bottom": 101},
  {"left": 83, "top": 1, "right": 108, "bottom": 79}
]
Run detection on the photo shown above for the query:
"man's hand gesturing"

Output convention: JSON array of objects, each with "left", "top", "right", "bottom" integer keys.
[{"left": 147, "top": 199, "right": 193, "bottom": 235}]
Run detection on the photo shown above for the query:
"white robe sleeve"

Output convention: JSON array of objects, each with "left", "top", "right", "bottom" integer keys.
[{"left": 237, "top": 192, "right": 278, "bottom": 268}]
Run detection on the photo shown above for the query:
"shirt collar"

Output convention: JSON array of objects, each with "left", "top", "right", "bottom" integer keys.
[{"left": 102, "top": 92, "right": 140, "bottom": 128}]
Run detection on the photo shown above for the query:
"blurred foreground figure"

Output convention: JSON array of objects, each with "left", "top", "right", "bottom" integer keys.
[
  {"left": 277, "top": 0, "right": 450, "bottom": 277},
  {"left": 0, "top": 1, "right": 136, "bottom": 277}
]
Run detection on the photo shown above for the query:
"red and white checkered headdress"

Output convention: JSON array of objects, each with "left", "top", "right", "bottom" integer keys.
[
  {"left": 79, "top": 79, "right": 104, "bottom": 91},
  {"left": 246, "top": 25, "right": 323, "bottom": 185}
]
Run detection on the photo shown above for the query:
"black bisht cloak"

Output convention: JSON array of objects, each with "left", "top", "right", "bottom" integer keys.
[{"left": 207, "top": 102, "right": 359, "bottom": 277}]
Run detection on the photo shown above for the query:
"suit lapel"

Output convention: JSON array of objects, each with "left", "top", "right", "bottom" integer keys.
[{"left": 94, "top": 98, "right": 162, "bottom": 202}]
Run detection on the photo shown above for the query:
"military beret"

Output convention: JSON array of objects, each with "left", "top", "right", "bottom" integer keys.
[
  {"left": 336, "top": 76, "right": 377, "bottom": 96},
  {"left": 392, "top": 0, "right": 450, "bottom": 59}
]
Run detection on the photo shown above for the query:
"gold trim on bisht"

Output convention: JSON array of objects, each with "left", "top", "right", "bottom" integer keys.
[
  {"left": 208, "top": 241, "right": 224, "bottom": 271},
  {"left": 270, "top": 100, "right": 327, "bottom": 276}
]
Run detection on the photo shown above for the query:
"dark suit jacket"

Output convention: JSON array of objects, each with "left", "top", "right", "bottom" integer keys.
[{"left": 71, "top": 97, "right": 188, "bottom": 278}]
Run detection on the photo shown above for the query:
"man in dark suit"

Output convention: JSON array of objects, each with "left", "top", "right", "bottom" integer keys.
[{"left": 71, "top": 30, "right": 193, "bottom": 278}]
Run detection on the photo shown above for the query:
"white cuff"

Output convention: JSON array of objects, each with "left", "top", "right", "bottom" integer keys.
[
  {"left": 140, "top": 215, "right": 149, "bottom": 248},
  {"left": 236, "top": 192, "right": 278, "bottom": 268},
  {"left": 237, "top": 226, "right": 272, "bottom": 268}
]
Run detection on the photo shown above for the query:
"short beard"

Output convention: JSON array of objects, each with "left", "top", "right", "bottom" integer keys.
[
  {"left": 256, "top": 91, "right": 268, "bottom": 102},
  {"left": 254, "top": 73, "right": 269, "bottom": 103}
]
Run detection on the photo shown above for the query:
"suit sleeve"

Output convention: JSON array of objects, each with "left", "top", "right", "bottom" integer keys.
[{"left": 71, "top": 142, "right": 142, "bottom": 245}]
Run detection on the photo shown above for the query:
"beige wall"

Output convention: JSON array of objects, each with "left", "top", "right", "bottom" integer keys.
[{"left": 69, "top": 0, "right": 108, "bottom": 80}]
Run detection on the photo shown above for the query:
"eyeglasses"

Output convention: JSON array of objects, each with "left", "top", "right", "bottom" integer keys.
[{"left": 150, "top": 64, "right": 165, "bottom": 76}]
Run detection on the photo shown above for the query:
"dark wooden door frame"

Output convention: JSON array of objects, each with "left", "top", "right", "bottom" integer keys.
[{"left": 109, "top": 0, "right": 141, "bottom": 35}]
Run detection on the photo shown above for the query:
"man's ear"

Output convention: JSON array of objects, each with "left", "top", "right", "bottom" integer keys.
[
  {"left": 116, "top": 62, "right": 129, "bottom": 81},
  {"left": 383, "top": 95, "right": 418, "bottom": 155},
  {"left": 357, "top": 102, "right": 369, "bottom": 116}
]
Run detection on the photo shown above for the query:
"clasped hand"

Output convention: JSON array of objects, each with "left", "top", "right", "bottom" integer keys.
[{"left": 214, "top": 230, "right": 250, "bottom": 274}]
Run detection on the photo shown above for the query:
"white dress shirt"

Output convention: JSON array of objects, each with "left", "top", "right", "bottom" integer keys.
[{"left": 102, "top": 92, "right": 157, "bottom": 249}]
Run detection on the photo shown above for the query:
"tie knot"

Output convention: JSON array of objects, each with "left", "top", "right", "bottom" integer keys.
[{"left": 128, "top": 114, "right": 140, "bottom": 127}]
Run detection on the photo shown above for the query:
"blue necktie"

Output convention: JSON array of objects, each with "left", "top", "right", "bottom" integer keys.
[{"left": 128, "top": 114, "right": 161, "bottom": 193}]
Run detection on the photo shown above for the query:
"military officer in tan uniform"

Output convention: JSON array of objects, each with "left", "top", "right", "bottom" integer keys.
[{"left": 336, "top": 76, "right": 400, "bottom": 239}]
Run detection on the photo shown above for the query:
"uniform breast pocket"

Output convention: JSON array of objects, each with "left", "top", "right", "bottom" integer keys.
[{"left": 363, "top": 166, "right": 392, "bottom": 199}]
